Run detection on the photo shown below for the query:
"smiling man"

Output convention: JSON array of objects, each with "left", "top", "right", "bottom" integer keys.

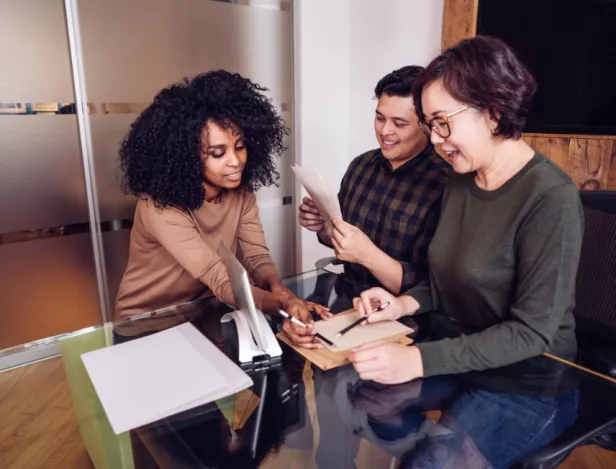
[{"left": 299, "top": 66, "right": 449, "bottom": 294}]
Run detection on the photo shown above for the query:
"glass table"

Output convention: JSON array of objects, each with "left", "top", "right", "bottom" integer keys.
[{"left": 58, "top": 269, "right": 616, "bottom": 469}]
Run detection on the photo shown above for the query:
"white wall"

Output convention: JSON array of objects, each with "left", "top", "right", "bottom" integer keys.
[
  {"left": 293, "top": 0, "right": 443, "bottom": 272},
  {"left": 348, "top": 0, "right": 444, "bottom": 157},
  {"left": 293, "top": 0, "right": 352, "bottom": 271}
]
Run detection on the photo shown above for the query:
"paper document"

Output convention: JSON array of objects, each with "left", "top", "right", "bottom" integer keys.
[
  {"left": 81, "top": 322, "right": 253, "bottom": 434},
  {"left": 291, "top": 165, "right": 342, "bottom": 220},
  {"left": 314, "top": 311, "right": 413, "bottom": 351}
]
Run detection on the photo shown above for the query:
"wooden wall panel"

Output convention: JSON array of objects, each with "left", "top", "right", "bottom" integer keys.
[
  {"left": 568, "top": 139, "right": 614, "bottom": 190},
  {"left": 523, "top": 137, "right": 570, "bottom": 171},
  {"left": 441, "top": 0, "right": 478, "bottom": 50},
  {"left": 442, "top": 0, "right": 616, "bottom": 191},
  {"left": 608, "top": 145, "right": 616, "bottom": 191}
]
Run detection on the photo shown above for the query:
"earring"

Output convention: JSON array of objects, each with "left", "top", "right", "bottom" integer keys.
[{"left": 491, "top": 128, "right": 498, "bottom": 135}]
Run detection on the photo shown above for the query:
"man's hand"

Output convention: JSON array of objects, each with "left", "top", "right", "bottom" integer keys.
[
  {"left": 349, "top": 341, "right": 424, "bottom": 384},
  {"left": 331, "top": 217, "right": 376, "bottom": 265},
  {"left": 298, "top": 197, "right": 325, "bottom": 232}
]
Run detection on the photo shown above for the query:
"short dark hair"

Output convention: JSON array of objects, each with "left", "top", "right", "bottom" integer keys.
[
  {"left": 412, "top": 35, "right": 537, "bottom": 139},
  {"left": 119, "top": 70, "right": 286, "bottom": 211},
  {"left": 374, "top": 65, "right": 425, "bottom": 99}
]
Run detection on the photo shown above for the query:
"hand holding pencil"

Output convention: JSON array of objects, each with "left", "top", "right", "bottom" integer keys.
[
  {"left": 352, "top": 287, "right": 416, "bottom": 324},
  {"left": 334, "top": 302, "right": 390, "bottom": 338}
]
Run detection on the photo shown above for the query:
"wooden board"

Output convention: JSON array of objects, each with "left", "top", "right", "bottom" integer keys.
[
  {"left": 277, "top": 310, "right": 414, "bottom": 371},
  {"left": 314, "top": 309, "right": 413, "bottom": 352}
]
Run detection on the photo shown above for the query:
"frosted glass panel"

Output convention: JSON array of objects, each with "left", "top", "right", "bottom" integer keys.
[
  {"left": 77, "top": 0, "right": 292, "bottom": 105},
  {"left": 0, "top": 0, "right": 75, "bottom": 102},
  {"left": 0, "top": 234, "right": 101, "bottom": 349},
  {"left": 0, "top": 116, "right": 89, "bottom": 232},
  {"left": 90, "top": 114, "right": 139, "bottom": 221},
  {"left": 77, "top": 0, "right": 295, "bottom": 311},
  {"left": 102, "top": 230, "right": 131, "bottom": 309}
]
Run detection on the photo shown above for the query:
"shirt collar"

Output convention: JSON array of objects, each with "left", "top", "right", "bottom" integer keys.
[{"left": 368, "top": 144, "right": 438, "bottom": 177}]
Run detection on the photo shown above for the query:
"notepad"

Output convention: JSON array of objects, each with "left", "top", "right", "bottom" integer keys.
[
  {"left": 315, "top": 310, "right": 413, "bottom": 351},
  {"left": 81, "top": 322, "right": 253, "bottom": 435}
]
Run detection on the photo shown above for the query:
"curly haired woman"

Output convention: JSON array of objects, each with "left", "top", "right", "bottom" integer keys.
[{"left": 115, "top": 71, "right": 330, "bottom": 333}]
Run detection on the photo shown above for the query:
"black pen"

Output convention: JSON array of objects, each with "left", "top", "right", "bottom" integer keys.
[
  {"left": 278, "top": 310, "right": 335, "bottom": 347},
  {"left": 334, "top": 302, "right": 391, "bottom": 338}
]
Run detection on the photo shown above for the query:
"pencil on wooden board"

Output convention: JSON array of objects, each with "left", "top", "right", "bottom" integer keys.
[{"left": 334, "top": 302, "right": 391, "bottom": 338}]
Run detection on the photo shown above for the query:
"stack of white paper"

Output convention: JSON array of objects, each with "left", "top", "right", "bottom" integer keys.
[
  {"left": 81, "top": 322, "right": 253, "bottom": 434},
  {"left": 291, "top": 164, "right": 342, "bottom": 220}
]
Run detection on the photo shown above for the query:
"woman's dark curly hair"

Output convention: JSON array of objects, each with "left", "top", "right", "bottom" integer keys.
[{"left": 119, "top": 70, "right": 287, "bottom": 210}]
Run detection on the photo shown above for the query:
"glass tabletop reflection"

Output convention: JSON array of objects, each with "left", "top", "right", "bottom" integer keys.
[{"left": 59, "top": 269, "right": 616, "bottom": 469}]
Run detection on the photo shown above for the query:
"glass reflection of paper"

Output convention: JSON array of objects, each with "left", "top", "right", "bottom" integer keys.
[{"left": 291, "top": 165, "right": 342, "bottom": 220}]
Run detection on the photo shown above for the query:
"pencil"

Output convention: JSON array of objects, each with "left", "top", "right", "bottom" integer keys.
[
  {"left": 278, "top": 310, "right": 335, "bottom": 347},
  {"left": 334, "top": 302, "right": 391, "bottom": 338}
]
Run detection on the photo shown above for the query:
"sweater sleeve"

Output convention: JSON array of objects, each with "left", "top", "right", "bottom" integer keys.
[
  {"left": 416, "top": 184, "right": 584, "bottom": 376},
  {"left": 143, "top": 203, "right": 236, "bottom": 306},
  {"left": 402, "top": 177, "right": 452, "bottom": 312},
  {"left": 403, "top": 275, "right": 434, "bottom": 314},
  {"left": 143, "top": 199, "right": 273, "bottom": 309}
]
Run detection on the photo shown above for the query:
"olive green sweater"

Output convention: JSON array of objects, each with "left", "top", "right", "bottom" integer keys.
[{"left": 409, "top": 153, "right": 583, "bottom": 394}]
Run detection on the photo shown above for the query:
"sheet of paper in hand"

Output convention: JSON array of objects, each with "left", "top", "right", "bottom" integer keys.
[
  {"left": 315, "top": 310, "right": 413, "bottom": 351},
  {"left": 291, "top": 164, "right": 342, "bottom": 220}
]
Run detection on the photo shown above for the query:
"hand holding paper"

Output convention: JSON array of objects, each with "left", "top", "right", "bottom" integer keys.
[
  {"left": 330, "top": 217, "right": 377, "bottom": 265},
  {"left": 298, "top": 196, "right": 326, "bottom": 232},
  {"left": 291, "top": 165, "right": 342, "bottom": 221}
]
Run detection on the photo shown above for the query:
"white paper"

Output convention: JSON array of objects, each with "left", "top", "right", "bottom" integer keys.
[
  {"left": 291, "top": 165, "right": 342, "bottom": 220},
  {"left": 314, "top": 312, "right": 413, "bottom": 351},
  {"left": 81, "top": 323, "right": 253, "bottom": 434}
]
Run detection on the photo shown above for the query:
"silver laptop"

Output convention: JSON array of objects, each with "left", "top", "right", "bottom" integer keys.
[{"left": 217, "top": 242, "right": 266, "bottom": 351}]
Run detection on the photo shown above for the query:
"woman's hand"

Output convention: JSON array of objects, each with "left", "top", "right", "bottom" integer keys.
[
  {"left": 274, "top": 285, "right": 332, "bottom": 321},
  {"left": 281, "top": 296, "right": 332, "bottom": 349},
  {"left": 271, "top": 283, "right": 326, "bottom": 317},
  {"left": 352, "top": 288, "right": 419, "bottom": 324},
  {"left": 349, "top": 341, "right": 424, "bottom": 384}
]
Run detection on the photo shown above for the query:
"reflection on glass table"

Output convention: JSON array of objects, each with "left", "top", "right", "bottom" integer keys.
[{"left": 58, "top": 269, "right": 616, "bottom": 469}]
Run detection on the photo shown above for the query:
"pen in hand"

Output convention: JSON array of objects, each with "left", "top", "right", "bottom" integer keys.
[
  {"left": 278, "top": 309, "right": 308, "bottom": 328},
  {"left": 334, "top": 301, "right": 391, "bottom": 338},
  {"left": 278, "top": 310, "right": 335, "bottom": 347}
]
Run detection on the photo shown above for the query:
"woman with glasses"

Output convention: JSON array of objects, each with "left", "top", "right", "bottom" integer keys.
[
  {"left": 346, "top": 36, "right": 583, "bottom": 467},
  {"left": 115, "top": 71, "right": 329, "bottom": 339}
]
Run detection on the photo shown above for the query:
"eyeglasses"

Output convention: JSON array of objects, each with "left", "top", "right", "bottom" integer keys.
[{"left": 418, "top": 105, "right": 471, "bottom": 138}]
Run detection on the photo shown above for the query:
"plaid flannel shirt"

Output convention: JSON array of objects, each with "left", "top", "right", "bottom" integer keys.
[{"left": 321, "top": 145, "right": 449, "bottom": 292}]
